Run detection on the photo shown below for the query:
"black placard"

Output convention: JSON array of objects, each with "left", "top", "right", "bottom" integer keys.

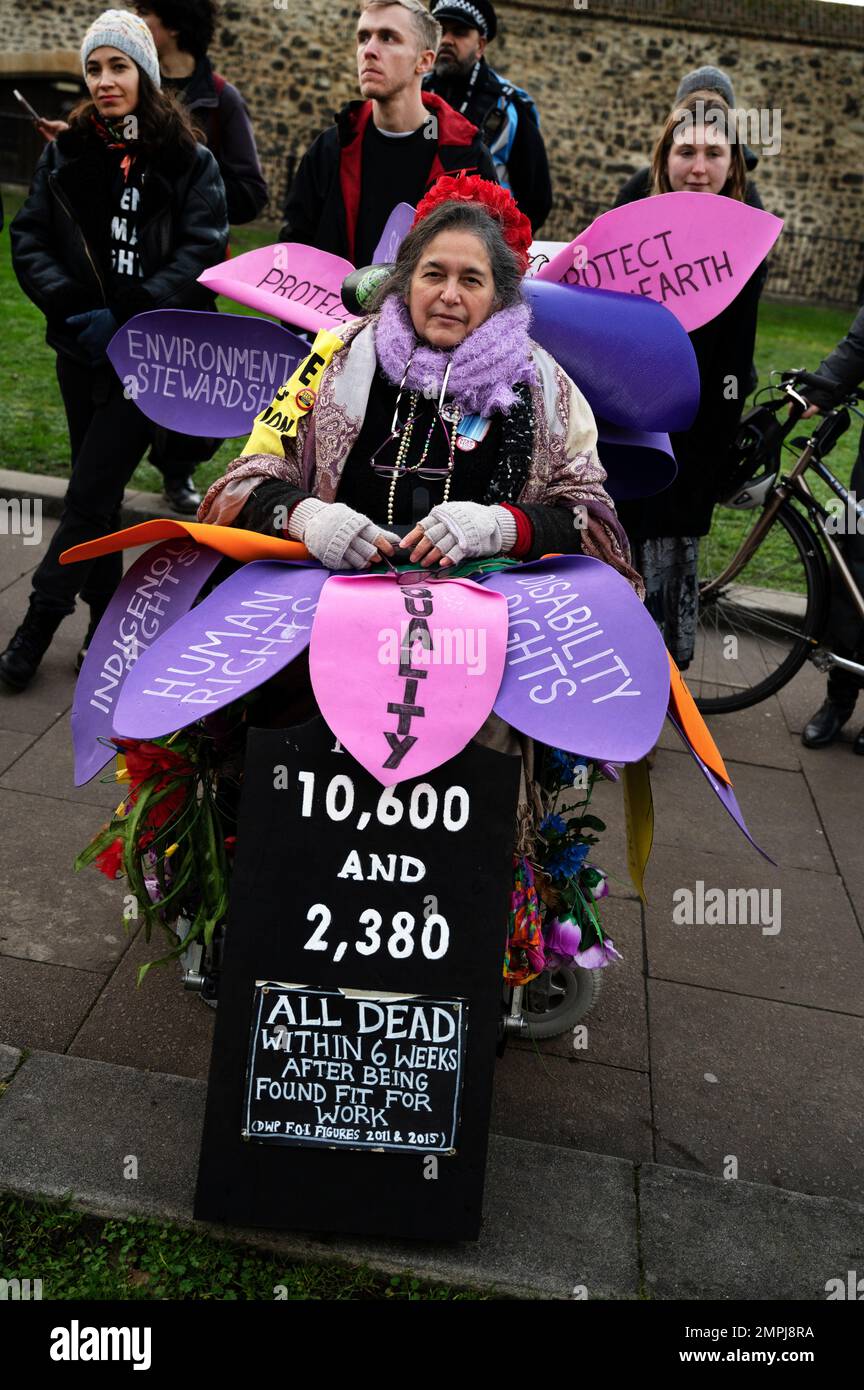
[
  {"left": 243, "top": 984, "right": 467, "bottom": 1152},
  {"left": 194, "top": 716, "right": 520, "bottom": 1240}
]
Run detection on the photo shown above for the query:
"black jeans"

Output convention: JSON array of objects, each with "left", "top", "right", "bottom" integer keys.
[
  {"left": 29, "top": 356, "right": 154, "bottom": 618},
  {"left": 826, "top": 423, "right": 864, "bottom": 708}
]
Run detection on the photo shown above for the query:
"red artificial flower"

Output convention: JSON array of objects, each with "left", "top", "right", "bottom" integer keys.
[
  {"left": 413, "top": 173, "right": 533, "bottom": 274},
  {"left": 96, "top": 838, "right": 125, "bottom": 880}
]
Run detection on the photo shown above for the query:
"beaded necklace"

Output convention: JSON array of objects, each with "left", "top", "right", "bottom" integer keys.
[{"left": 382, "top": 358, "right": 461, "bottom": 526}]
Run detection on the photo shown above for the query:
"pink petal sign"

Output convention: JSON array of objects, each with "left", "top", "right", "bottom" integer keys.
[
  {"left": 198, "top": 244, "right": 358, "bottom": 334},
  {"left": 309, "top": 574, "right": 508, "bottom": 786},
  {"left": 535, "top": 192, "right": 782, "bottom": 331}
]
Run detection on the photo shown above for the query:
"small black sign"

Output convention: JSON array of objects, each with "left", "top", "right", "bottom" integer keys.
[{"left": 243, "top": 984, "right": 467, "bottom": 1153}]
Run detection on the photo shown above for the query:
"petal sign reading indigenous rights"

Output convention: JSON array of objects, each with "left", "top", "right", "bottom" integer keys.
[
  {"left": 198, "top": 244, "right": 358, "bottom": 334},
  {"left": 481, "top": 557, "right": 669, "bottom": 763},
  {"left": 536, "top": 192, "right": 783, "bottom": 332},
  {"left": 107, "top": 310, "right": 308, "bottom": 438},
  {"left": 308, "top": 574, "right": 508, "bottom": 786},
  {"left": 113, "top": 561, "right": 329, "bottom": 739},
  {"left": 72, "top": 540, "right": 222, "bottom": 786}
]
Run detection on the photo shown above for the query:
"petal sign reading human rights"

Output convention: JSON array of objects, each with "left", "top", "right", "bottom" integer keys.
[
  {"left": 198, "top": 244, "right": 358, "bottom": 334},
  {"left": 72, "top": 540, "right": 222, "bottom": 786},
  {"left": 523, "top": 279, "right": 699, "bottom": 433},
  {"left": 309, "top": 574, "right": 508, "bottom": 786},
  {"left": 536, "top": 192, "right": 783, "bottom": 332},
  {"left": 113, "top": 561, "right": 329, "bottom": 739},
  {"left": 107, "top": 310, "right": 308, "bottom": 438},
  {"left": 481, "top": 557, "right": 669, "bottom": 763}
]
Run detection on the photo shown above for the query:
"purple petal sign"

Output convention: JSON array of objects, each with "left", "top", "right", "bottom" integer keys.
[
  {"left": 107, "top": 310, "right": 308, "bottom": 437},
  {"left": 480, "top": 557, "right": 669, "bottom": 763},
  {"left": 113, "top": 561, "right": 329, "bottom": 739},
  {"left": 666, "top": 708, "right": 776, "bottom": 864},
  {"left": 72, "top": 539, "right": 222, "bottom": 785},
  {"left": 372, "top": 203, "right": 415, "bottom": 265}
]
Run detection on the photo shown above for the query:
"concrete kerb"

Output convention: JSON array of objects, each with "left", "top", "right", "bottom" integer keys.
[
  {"left": 1, "top": 1048, "right": 862, "bottom": 1301},
  {"left": 0, "top": 468, "right": 174, "bottom": 529}
]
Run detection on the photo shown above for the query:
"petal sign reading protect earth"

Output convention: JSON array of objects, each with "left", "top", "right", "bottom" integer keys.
[
  {"left": 72, "top": 540, "right": 222, "bottom": 785},
  {"left": 198, "top": 244, "right": 358, "bottom": 334},
  {"left": 107, "top": 310, "right": 308, "bottom": 438},
  {"left": 536, "top": 191, "right": 783, "bottom": 332},
  {"left": 113, "top": 561, "right": 329, "bottom": 739},
  {"left": 308, "top": 573, "right": 508, "bottom": 786},
  {"left": 481, "top": 557, "right": 670, "bottom": 763}
]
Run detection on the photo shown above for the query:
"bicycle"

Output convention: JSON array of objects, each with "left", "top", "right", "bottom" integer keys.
[{"left": 689, "top": 374, "right": 864, "bottom": 714}]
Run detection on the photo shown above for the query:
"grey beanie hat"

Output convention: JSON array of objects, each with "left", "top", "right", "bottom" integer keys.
[
  {"left": 81, "top": 9, "right": 162, "bottom": 90},
  {"left": 675, "top": 65, "right": 735, "bottom": 108}
]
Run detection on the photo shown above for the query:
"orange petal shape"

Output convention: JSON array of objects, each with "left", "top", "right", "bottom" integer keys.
[
  {"left": 60, "top": 519, "right": 311, "bottom": 567},
  {"left": 667, "top": 653, "right": 732, "bottom": 786}
]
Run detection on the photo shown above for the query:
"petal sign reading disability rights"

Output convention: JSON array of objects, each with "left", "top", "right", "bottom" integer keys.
[
  {"left": 481, "top": 557, "right": 670, "bottom": 763},
  {"left": 112, "top": 562, "right": 330, "bottom": 739},
  {"left": 309, "top": 574, "right": 509, "bottom": 786},
  {"left": 535, "top": 191, "right": 783, "bottom": 332},
  {"left": 72, "top": 540, "right": 222, "bottom": 785},
  {"left": 107, "top": 310, "right": 308, "bottom": 438},
  {"left": 198, "top": 244, "right": 358, "bottom": 334}
]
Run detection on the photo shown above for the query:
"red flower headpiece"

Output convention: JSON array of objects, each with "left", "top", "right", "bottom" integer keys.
[{"left": 412, "top": 172, "right": 533, "bottom": 274}]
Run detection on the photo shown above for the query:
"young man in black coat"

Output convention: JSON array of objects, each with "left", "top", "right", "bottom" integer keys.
[
  {"left": 422, "top": 0, "right": 552, "bottom": 234},
  {"left": 280, "top": 0, "right": 498, "bottom": 268},
  {"left": 795, "top": 307, "right": 864, "bottom": 752}
]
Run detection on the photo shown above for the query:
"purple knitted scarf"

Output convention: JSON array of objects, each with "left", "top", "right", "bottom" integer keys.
[{"left": 374, "top": 293, "right": 536, "bottom": 416}]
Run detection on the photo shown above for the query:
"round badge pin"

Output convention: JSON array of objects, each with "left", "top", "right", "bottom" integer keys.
[
  {"left": 295, "top": 387, "right": 316, "bottom": 412},
  {"left": 456, "top": 436, "right": 477, "bottom": 451}
]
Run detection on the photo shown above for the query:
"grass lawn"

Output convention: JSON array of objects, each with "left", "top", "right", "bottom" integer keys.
[
  {"left": 1, "top": 183, "right": 859, "bottom": 590},
  {"left": 0, "top": 1192, "right": 493, "bottom": 1300}
]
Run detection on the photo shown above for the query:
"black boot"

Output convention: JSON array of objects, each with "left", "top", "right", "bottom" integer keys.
[
  {"left": 76, "top": 603, "right": 109, "bottom": 673},
  {"left": 801, "top": 699, "right": 855, "bottom": 749},
  {"left": 0, "top": 604, "right": 64, "bottom": 692}
]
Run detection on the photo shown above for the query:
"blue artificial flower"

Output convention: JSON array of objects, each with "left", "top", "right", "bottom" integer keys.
[
  {"left": 547, "top": 748, "right": 589, "bottom": 783},
  {"left": 546, "top": 841, "right": 590, "bottom": 882},
  {"left": 539, "top": 812, "right": 566, "bottom": 837}
]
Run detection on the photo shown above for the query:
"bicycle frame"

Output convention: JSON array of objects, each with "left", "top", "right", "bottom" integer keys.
[{"left": 700, "top": 401, "right": 864, "bottom": 682}]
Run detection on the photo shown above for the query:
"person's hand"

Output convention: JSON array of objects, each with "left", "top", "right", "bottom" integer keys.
[
  {"left": 789, "top": 370, "right": 847, "bottom": 419},
  {"left": 295, "top": 499, "right": 398, "bottom": 570},
  {"left": 400, "top": 501, "right": 517, "bottom": 568},
  {"left": 66, "top": 308, "right": 118, "bottom": 363},
  {"left": 35, "top": 118, "right": 69, "bottom": 142}
]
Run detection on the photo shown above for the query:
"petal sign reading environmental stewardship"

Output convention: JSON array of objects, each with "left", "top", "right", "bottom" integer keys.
[
  {"left": 481, "top": 557, "right": 669, "bottom": 763},
  {"left": 308, "top": 573, "right": 508, "bottom": 786},
  {"left": 535, "top": 192, "right": 783, "bottom": 332},
  {"left": 198, "top": 244, "right": 357, "bottom": 334},
  {"left": 113, "top": 561, "right": 330, "bottom": 739},
  {"left": 72, "top": 540, "right": 222, "bottom": 786},
  {"left": 522, "top": 279, "right": 699, "bottom": 433},
  {"left": 107, "top": 310, "right": 308, "bottom": 438}
]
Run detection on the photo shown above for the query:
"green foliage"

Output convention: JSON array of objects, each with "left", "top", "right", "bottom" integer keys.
[{"left": 0, "top": 1194, "right": 493, "bottom": 1301}]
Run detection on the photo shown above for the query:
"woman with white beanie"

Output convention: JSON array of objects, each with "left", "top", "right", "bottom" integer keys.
[{"left": 2, "top": 9, "right": 229, "bottom": 692}]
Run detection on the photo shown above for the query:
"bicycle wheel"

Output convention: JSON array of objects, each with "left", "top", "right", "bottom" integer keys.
[{"left": 690, "top": 500, "right": 829, "bottom": 714}]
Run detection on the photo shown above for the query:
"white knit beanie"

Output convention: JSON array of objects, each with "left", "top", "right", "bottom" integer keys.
[{"left": 81, "top": 9, "right": 162, "bottom": 90}]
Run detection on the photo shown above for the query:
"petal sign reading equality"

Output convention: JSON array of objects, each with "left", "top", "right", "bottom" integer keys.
[
  {"left": 309, "top": 573, "right": 508, "bottom": 786},
  {"left": 107, "top": 310, "right": 308, "bottom": 438},
  {"left": 198, "top": 244, "right": 358, "bottom": 334},
  {"left": 481, "top": 557, "right": 670, "bottom": 763},
  {"left": 72, "top": 540, "right": 222, "bottom": 785},
  {"left": 535, "top": 191, "right": 783, "bottom": 332},
  {"left": 113, "top": 561, "right": 330, "bottom": 739}
]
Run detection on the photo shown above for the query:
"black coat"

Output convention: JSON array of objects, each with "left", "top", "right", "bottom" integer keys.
[
  {"left": 612, "top": 175, "right": 766, "bottom": 539},
  {"left": 10, "top": 125, "right": 229, "bottom": 365},
  {"left": 279, "top": 94, "right": 498, "bottom": 262},
  {"left": 173, "top": 55, "right": 269, "bottom": 224}
]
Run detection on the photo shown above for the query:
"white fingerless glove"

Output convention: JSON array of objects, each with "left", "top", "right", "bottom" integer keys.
[
  {"left": 414, "top": 501, "right": 518, "bottom": 565},
  {"left": 290, "top": 498, "right": 399, "bottom": 570}
]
